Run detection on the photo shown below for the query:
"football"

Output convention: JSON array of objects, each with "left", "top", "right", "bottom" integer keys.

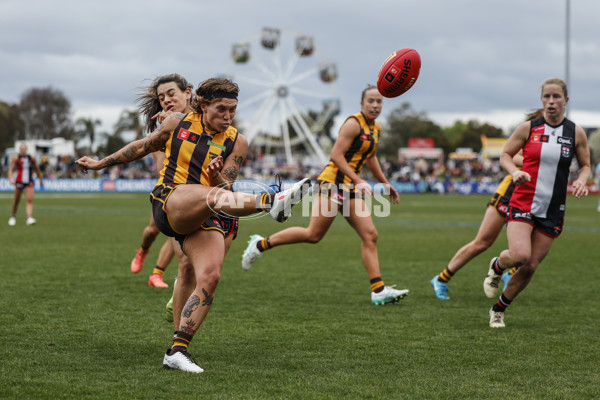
[{"left": 376, "top": 48, "right": 421, "bottom": 98}]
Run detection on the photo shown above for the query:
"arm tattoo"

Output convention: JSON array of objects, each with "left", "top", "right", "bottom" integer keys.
[
  {"left": 222, "top": 166, "right": 239, "bottom": 181},
  {"left": 202, "top": 288, "right": 214, "bottom": 306},
  {"left": 182, "top": 294, "right": 201, "bottom": 318},
  {"left": 233, "top": 155, "right": 244, "bottom": 166}
]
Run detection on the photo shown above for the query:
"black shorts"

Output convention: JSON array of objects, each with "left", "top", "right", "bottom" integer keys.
[
  {"left": 506, "top": 205, "right": 563, "bottom": 238},
  {"left": 202, "top": 213, "right": 239, "bottom": 240},
  {"left": 315, "top": 180, "right": 357, "bottom": 205},
  {"left": 487, "top": 175, "right": 515, "bottom": 218},
  {"left": 15, "top": 181, "right": 34, "bottom": 190},
  {"left": 150, "top": 183, "right": 239, "bottom": 250}
]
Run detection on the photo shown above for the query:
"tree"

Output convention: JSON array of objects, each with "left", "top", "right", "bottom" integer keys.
[
  {"left": 114, "top": 109, "right": 143, "bottom": 140},
  {"left": 0, "top": 101, "right": 23, "bottom": 154},
  {"left": 443, "top": 120, "right": 504, "bottom": 152},
  {"left": 380, "top": 102, "right": 448, "bottom": 159},
  {"left": 18, "top": 87, "right": 74, "bottom": 140},
  {"left": 97, "top": 131, "right": 127, "bottom": 156},
  {"left": 75, "top": 117, "right": 102, "bottom": 152}
]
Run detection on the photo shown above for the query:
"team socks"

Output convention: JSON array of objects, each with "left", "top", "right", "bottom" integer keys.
[
  {"left": 255, "top": 193, "right": 274, "bottom": 212},
  {"left": 492, "top": 293, "right": 512, "bottom": 312},
  {"left": 438, "top": 267, "right": 454, "bottom": 283},
  {"left": 370, "top": 277, "right": 384, "bottom": 293},
  {"left": 152, "top": 265, "right": 166, "bottom": 277},
  {"left": 491, "top": 258, "right": 504, "bottom": 275},
  {"left": 257, "top": 237, "right": 272, "bottom": 252},
  {"left": 172, "top": 330, "right": 193, "bottom": 353}
]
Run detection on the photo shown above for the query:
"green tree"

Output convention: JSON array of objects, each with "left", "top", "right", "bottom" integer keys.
[
  {"left": 75, "top": 117, "right": 102, "bottom": 152},
  {"left": 18, "top": 87, "right": 74, "bottom": 140},
  {"left": 380, "top": 102, "right": 448, "bottom": 159},
  {"left": 0, "top": 101, "right": 23, "bottom": 154},
  {"left": 97, "top": 131, "right": 127, "bottom": 156},
  {"left": 114, "top": 109, "right": 143, "bottom": 140},
  {"left": 443, "top": 120, "right": 504, "bottom": 152}
]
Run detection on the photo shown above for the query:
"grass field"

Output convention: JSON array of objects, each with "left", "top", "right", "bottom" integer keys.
[{"left": 1, "top": 192, "right": 599, "bottom": 399}]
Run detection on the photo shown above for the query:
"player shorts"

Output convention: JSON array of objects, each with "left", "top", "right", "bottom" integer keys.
[
  {"left": 201, "top": 213, "right": 239, "bottom": 240},
  {"left": 487, "top": 175, "right": 515, "bottom": 218},
  {"left": 506, "top": 205, "right": 564, "bottom": 238},
  {"left": 315, "top": 180, "right": 357, "bottom": 205},
  {"left": 15, "top": 181, "right": 34, "bottom": 190},
  {"left": 150, "top": 183, "right": 239, "bottom": 251}
]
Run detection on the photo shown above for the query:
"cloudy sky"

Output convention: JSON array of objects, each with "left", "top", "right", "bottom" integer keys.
[{"left": 1, "top": 0, "right": 599, "bottom": 142}]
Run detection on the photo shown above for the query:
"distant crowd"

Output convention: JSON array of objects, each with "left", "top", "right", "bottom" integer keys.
[{"left": 0, "top": 151, "right": 585, "bottom": 187}]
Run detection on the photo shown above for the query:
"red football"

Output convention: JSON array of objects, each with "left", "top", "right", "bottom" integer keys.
[{"left": 376, "top": 48, "right": 421, "bottom": 98}]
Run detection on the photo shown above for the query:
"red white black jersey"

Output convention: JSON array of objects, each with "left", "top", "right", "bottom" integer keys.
[
  {"left": 15, "top": 154, "right": 33, "bottom": 184},
  {"left": 510, "top": 117, "right": 576, "bottom": 219}
]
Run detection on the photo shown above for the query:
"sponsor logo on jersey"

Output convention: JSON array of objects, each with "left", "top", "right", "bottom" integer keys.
[
  {"left": 360, "top": 134, "right": 371, "bottom": 141},
  {"left": 177, "top": 128, "right": 200, "bottom": 144},
  {"left": 532, "top": 125, "right": 545, "bottom": 134},
  {"left": 208, "top": 140, "right": 226, "bottom": 151},
  {"left": 557, "top": 136, "right": 572, "bottom": 145}
]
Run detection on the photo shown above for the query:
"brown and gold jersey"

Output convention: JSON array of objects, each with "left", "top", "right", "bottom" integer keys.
[
  {"left": 317, "top": 112, "right": 379, "bottom": 185},
  {"left": 156, "top": 112, "right": 238, "bottom": 187}
]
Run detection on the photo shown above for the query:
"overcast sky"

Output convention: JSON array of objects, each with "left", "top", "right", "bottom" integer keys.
[{"left": 1, "top": 0, "right": 599, "bottom": 141}]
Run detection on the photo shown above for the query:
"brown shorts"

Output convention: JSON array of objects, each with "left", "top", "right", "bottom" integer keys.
[{"left": 150, "top": 183, "right": 239, "bottom": 250}]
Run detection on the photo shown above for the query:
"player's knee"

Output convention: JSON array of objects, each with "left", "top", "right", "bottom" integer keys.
[
  {"left": 306, "top": 230, "right": 326, "bottom": 243},
  {"left": 196, "top": 267, "right": 221, "bottom": 291},
  {"left": 363, "top": 228, "right": 378, "bottom": 245}
]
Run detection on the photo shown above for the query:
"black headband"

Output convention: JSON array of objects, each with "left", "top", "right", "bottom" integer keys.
[{"left": 204, "top": 91, "right": 238, "bottom": 100}]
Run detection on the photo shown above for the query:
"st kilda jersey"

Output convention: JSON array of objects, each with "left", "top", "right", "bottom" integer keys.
[
  {"left": 510, "top": 116, "right": 576, "bottom": 219},
  {"left": 317, "top": 112, "right": 379, "bottom": 185},
  {"left": 155, "top": 113, "right": 238, "bottom": 187},
  {"left": 15, "top": 154, "right": 33, "bottom": 184}
]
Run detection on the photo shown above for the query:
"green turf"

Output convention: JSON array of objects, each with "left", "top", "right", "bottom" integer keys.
[{"left": 1, "top": 192, "right": 598, "bottom": 399}]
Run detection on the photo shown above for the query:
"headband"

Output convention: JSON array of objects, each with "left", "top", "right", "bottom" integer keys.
[{"left": 204, "top": 91, "right": 238, "bottom": 100}]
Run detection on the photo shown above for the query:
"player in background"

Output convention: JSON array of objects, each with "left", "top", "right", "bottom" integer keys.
[
  {"left": 484, "top": 78, "right": 590, "bottom": 328},
  {"left": 130, "top": 73, "right": 193, "bottom": 288},
  {"left": 429, "top": 110, "right": 544, "bottom": 300},
  {"left": 241, "top": 85, "right": 408, "bottom": 305},
  {"left": 8, "top": 143, "right": 44, "bottom": 226},
  {"left": 77, "top": 77, "right": 310, "bottom": 373}
]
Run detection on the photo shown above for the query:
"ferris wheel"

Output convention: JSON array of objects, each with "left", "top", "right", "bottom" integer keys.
[{"left": 220, "top": 27, "right": 340, "bottom": 166}]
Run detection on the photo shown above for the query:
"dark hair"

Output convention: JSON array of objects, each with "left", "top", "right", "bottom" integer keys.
[
  {"left": 136, "top": 73, "right": 193, "bottom": 133},
  {"left": 361, "top": 84, "right": 378, "bottom": 102},
  {"left": 192, "top": 78, "right": 240, "bottom": 113}
]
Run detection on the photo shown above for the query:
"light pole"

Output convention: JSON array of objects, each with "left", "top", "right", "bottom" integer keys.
[{"left": 565, "top": 0, "right": 570, "bottom": 117}]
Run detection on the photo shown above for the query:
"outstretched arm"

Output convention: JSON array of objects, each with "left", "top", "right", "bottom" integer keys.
[{"left": 76, "top": 113, "right": 183, "bottom": 172}]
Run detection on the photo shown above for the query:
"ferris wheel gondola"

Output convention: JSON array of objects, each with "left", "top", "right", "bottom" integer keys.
[{"left": 219, "top": 28, "right": 340, "bottom": 166}]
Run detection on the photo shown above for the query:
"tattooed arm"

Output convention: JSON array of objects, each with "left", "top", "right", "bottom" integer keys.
[
  {"left": 76, "top": 113, "right": 184, "bottom": 172},
  {"left": 207, "top": 134, "right": 248, "bottom": 190}
]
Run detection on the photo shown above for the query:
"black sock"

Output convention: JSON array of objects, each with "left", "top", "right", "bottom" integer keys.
[
  {"left": 492, "top": 258, "right": 504, "bottom": 275},
  {"left": 492, "top": 293, "right": 512, "bottom": 312}
]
